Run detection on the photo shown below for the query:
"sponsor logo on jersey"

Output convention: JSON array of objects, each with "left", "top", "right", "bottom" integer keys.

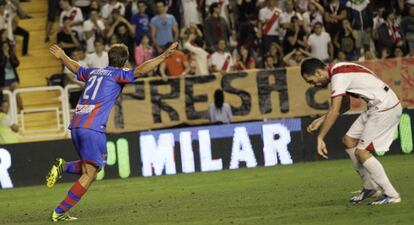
[{"left": 75, "top": 104, "right": 96, "bottom": 114}]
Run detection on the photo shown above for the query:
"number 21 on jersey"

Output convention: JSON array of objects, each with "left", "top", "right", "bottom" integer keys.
[{"left": 83, "top": 76, "right": 103, "bottom": 100}]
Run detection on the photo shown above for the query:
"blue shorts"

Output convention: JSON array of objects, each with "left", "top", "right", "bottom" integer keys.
[{"left": 71, "top": 128, "right": 107, "bottom": 169}]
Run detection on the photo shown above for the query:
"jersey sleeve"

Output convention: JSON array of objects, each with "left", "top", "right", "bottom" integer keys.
[
  {"left": 115, "top": 68, "right": 136, "bottom": 84},
  {"left": 331, "top": 75, "right": 351, "bottom": 98},
  {"left": 76, "top": 66, "right": 91, "bottom": 82}
]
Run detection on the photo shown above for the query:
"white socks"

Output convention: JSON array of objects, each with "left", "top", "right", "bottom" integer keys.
[
  {"left": 363, "top": 157, "right": 399, "bottom": 198},
  {"left": 345, "top": 148, "right": 379, "bottom": 190}
]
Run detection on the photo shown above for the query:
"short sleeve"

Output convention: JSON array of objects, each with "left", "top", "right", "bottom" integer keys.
[
  {"left": 331, "top": 75, "right": 351, "bottom": 98},
  {"left": 76, "top": 66, "right": 91, "bottom": 82},
  {"left": 150, "top": 17, "right": 156, "bottom": 28},
  {"left": 171, "top": 15, "right": 177, "bottom": 26},
  {"left": 115, "top": 68, "right": 136, "bottom": 84}
]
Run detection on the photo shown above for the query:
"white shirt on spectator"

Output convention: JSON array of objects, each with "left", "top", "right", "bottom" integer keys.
[
  {"left": 86, "top": 52, "right": 109, "bottom": 68},
  {"left": 259, "top": 7, "right": 282, "bottom": 36},
  {"left": 184, "top": 41, "right": 209, "bottom": 75},
  {"left": 302, "top": 11, "right": 323, "bottom": 32},
  {"left": 209, "top": 51, "right": 234, "bottom": 72},
  {"left": 83, "top": 19, "right": 105, "bottom": 53},
  {"left": 208, "top": 103, "right": 232, "bottom": 124},
  {"left": 280, "top": 11, "right": 302, "bottom": 25},
  {"left": 101, "top": 2, "right": 125, "bottom": 19},
  {"left": 308, "top": 31, "right": 331, "bottom": 61},
  {"left": 182, "top": 0, "right": 201, "bottom": 27},
  {"left": 60, "top": 7, "right": 84, "bottom": 37},
  {"left": 0, "top": 9, "right": 14, "bottom": 41}
]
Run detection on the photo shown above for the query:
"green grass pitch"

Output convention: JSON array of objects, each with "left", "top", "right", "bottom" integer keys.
[{"left": 1, "top": 155, "right": 413, "bottom": 225}]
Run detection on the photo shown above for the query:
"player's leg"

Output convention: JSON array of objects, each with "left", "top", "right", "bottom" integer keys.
[{"left": 343, "top": 135, "right": 380, "bottom": 203}]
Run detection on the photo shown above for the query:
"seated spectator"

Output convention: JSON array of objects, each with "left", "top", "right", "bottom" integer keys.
[
  {"left": 160, "top": 43, "right": 190, "bottom": 78},
  {"left": 130, "top": 1, "right": 150, "bottom": 45},
  {"left": 6, "top": 0, "right": 31, "bottom": 19},
  {"left": 283, "top": 16, "right": 307, "bottom": 54},
  {"left": 335, "top": 50, "right": 347, "bottom": 63},
  {"left": 204, "top": 2, "right": 230, "bottom": 50},
  {"left": 101, "top": 0, "right": 125, "bottom": 20},
  {"left": 57, "top": 16, "right": 81, "bottom": 56},
  {"left": 59, "top": 0, "right": 84, "bottom": 38},
  {"left": 209, "top": 39, "right": 235, "bottom": 73},
  {"left": 208, "top": 89, "right": 232, "bottom": 124},
  {"left": 266, "top": 42, "right": 284, "bottom": 67},
  {"left": 86, "top": 39, "right": 108, "bottom": 68},
  {"left": 64, "top": 47, "right": 87, "bottom": 87},
  {"left": 302, "top": 0, "right": 324, "bottom": 33},
  {"left": 283, "top": 48, "right": 312, "bottom": 67},
  {"left": 107, "top": 10, "right": 135, "bottom": 63},
  {"left": 0, "top": 2, "right": 29, "bottom": 56},
  {"left": 150, "top": 0, "right": 178, "bottom": 53},
  {"left": 83, "top": 9, "right": 105, "bottom": 53},
  {"left": 0, "top": 99, "right": 19, "bottom": 144},
  {"left": 307, "top": 22, "right": 333, "bottom": 62},
  {"left": 134, "top": 34, "right": 153, "bottom": 66},
  {"left": 184, "top": 34, "right": 209, "bottom": 75},
  {"left": 180, "top": 23, "right": 203, "bottom": 42},
  {"left": 393, "top": 46, "right": 404, "bottom": 58},
  {"left": 358, "top": 48, "right": 376, "bottom": 61},
  {"left": 234, "top": 45, "right": 256, "bottom": 70},
  {"left": 376, "top": 10, "right": 403, "bottom": 58},
  {"left": 334, "top": 19, "right": 358, "bottom": 61},
  {"left": 263, "top": 54, "right": 278, "bottom": 69}
]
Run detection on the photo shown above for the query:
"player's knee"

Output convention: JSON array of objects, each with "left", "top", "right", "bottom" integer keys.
[
  {"left": 342, "top": 136, "right": 357, "bottom": 149},
  {"left": 354, "top": 149, "right": 371, "bottom": 163}
]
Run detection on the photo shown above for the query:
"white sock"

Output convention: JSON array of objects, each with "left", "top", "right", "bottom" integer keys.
[
  {"left": 345, "top": 148, "right": 379, "bottom": 190},
  {"left": 363, "top": 157, "right": 399, "bottom": 198}
]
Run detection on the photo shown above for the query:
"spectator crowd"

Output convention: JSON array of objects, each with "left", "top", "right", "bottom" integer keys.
[{"left": 44, "top": 0, "right": 414, "bottom": 79}]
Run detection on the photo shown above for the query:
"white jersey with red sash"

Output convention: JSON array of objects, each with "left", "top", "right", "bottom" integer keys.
[
  {"left": 259, "top": 7, "right": 282, "bottom": 36},
  {"left": 209, "top": 51, "right": 234, "bottom": 72}
]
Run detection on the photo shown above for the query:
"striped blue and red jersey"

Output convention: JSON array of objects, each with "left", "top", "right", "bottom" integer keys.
[{"left": 69, "top": 66, "right": 136, "bottom": 132}]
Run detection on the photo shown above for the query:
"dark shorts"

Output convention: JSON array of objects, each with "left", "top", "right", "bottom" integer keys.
[{"left": 71, "top": 128, "right": 107, "bottom": 169}]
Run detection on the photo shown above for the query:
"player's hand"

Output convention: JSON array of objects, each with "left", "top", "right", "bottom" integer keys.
[
  {"left": 317, "top": 137, "right": 328, "bottom": 159},
  {"left": 49, "top": 44, "right": 65, "bottom": 60},
  {"left": 163, "top": 42, "right": 178, "bottom": 58},
  {"left": 307, "top": 117, "right": 324, "bottom": 133}
]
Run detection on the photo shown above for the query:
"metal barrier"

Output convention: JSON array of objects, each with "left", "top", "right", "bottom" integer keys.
[{"left": 11, "top": 86, "right": 67, "bottom": 140}]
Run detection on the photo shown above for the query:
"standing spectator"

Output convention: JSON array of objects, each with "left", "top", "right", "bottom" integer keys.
[
  {"left": 346, "top": 0, "right": 373, "bottom": 53},
  {"left": 209, "top": 39, "right": 235, "bottom": 73},
  {"left": 205, "top": 0, "right": 231, "bottom": 26},
  {"left": 401, "top": 5, "right": 414, "bottom": 50},
  {"left": 101, "top": 0, "right": 125, "bottom": 20},
  {"left": 46, "top": 0, "right": 60, "bottom": 42},
  {"left": 302, "top": 0, "right": 325, "bottom": 33},
  {"left": 150, "top": 0, "right": 178, "bottom": 53},
  {"left": 283, "top": 16, "right": 307, "bottom": 54},
  {"left": 234, "top": 45, "right": 256, "bottom": 70},
  {"left": 6, "top": 0, "right": 31, "bottom": 19},
  {"left": 324, "top": 0, "right": 347, "bottom": 39},
  {"left": 238, "top": 15, "right": 259, "bottom": 49},
  {"left": 307, "top": 22, "right": 334, "bottom": 62},
  {"left": 59, "top": 0, "right": 84, "bottom": 38},
  {"left": 130, "top": 1, "right": 150, "bottom": 44},
  {"left": 134, "top": 34, "right": 153, "bottom": 66},
  {"left": 280, "top": 0, "right": 302, "bottom": 29},
  {"left": 182, "top": 0, "right": 201, "bottom": 28},
  {"left": 0, "top": 41, "right": 19, "bottom": 91},
  {"left": 208, "top": 89, "right": 232, "bottom": 124},
  {"left": 376, "top": 10, "right": 403, "bottom": 58},
  {"left": 334, "top": 19, "right": 358, "bottom": 61},
  {"left": 107, "top": 11, "right": 136, "bottom": 63},
  {"left": 0, "top": 99, "right": 19, "bottom": 144},
  {"left": 259, "top": 0, "right": 282, "bottom": 49},
  {"left": 160, "top": 43, "right": 190, "bottom": 78},
  {"left": 180, "top": 23, "right": 203, "bottom": 42},
  {"left": 57, "top": 16, "right": 81, "bottom": 56},
  {"left": 83, "top": 9, "right": 105, "bottom": 53},
  {"left": 204, "top": 2, "right": 230, "bottom": 50},
  {"left": 86, "top": 39, "right": 108, "bottom": 68},
  {"left": 236, "top": 0, "right": 258, "bottom": 24},
  {"left": 184, "top": 34, "right": 209, "bottom": 75},
  {"left": 283, "top": 48, "right": 312, "bottom": 66}
]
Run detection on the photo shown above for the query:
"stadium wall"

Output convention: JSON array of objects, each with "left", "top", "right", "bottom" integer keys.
[{"left": 1, "top": 109, "right": 412, "bottom": 189}]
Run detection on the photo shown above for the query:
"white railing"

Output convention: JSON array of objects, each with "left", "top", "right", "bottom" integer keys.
[{"left": 11, "top": 86, "right": 67, "bottom": 140}]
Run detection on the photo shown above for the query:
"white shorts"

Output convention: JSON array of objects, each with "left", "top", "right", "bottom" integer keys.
[{"left": 346, "top": 103, "right": 402, "bottom": 152}]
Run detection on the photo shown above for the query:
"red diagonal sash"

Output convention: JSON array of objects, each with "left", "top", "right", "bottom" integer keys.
[
  {"left": 221, "top": 55, "right": 231, "bottom": 71},
  {"left": 263, "top": 9, "right": 280, "bottom": 35}
]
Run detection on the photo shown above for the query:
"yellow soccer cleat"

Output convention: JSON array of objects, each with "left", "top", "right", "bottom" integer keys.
[
  {"left": 46, "top": 158, "right": 66, "bottom": 188},
  {"left": 51, "top": 211, "right": 78, "bottom": 222}
]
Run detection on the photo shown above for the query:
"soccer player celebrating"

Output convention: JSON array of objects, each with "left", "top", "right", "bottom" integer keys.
[
  {"left": 301, "top": 58, "right": 401, "bottom": 205},
  {"left": 46, "top": 42, "right": 177, "bottom": 221}
]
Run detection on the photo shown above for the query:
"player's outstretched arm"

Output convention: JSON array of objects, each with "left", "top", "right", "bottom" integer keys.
[
  {"left": 133, "top": 42, "right": 178, "bottom": 78},
  {"left": 49, "top": 44, "right": 80, "bottom": 74}
]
